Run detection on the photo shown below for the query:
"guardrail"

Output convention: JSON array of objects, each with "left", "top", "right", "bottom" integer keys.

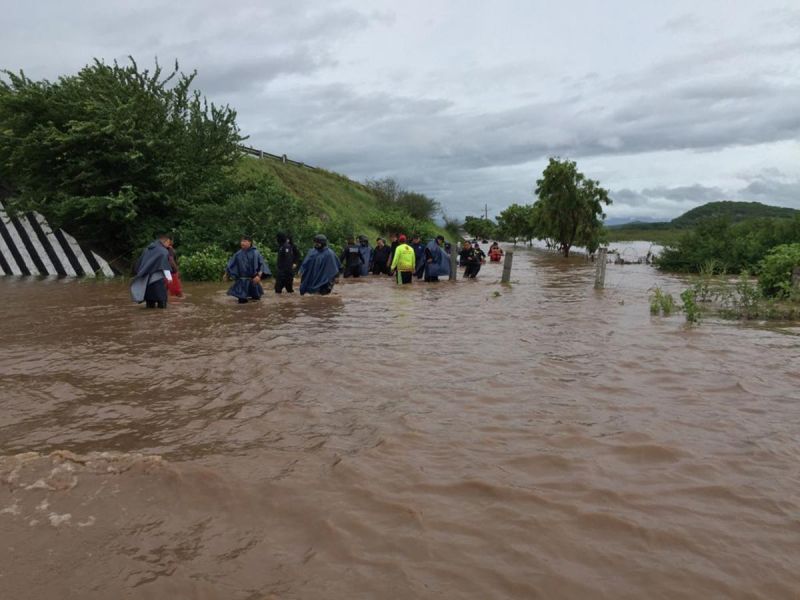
[{"left": 237, "top": 144, "right": 317, "bottom": 170}]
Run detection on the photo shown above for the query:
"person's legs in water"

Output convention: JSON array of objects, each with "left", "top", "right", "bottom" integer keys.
[{"left": 144, "top": 279, "right": 168, "bottom": 308}]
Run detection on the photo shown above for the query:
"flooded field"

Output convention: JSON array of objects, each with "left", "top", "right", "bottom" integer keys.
[{"left": 1, "top": 248, "right": 799, "bottom": 599}]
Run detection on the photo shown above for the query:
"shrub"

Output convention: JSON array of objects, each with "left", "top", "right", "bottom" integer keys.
[
  {"left": 649, "top": 287, "right": 676, "bottom": 316},
  {"left": 657, "top": 216, "right": 800, "bottom": 273},
  {"left": 758, "top": 243, "right": 800, "bottom": 298},
  {"left": 680, "top": 288, "right": 701, "bottom": 323},
  {"left": 180, "top": 246, "right": 228, "bottom": 281},
  {"left": 177, "top": 166, "right": 313, "bottom": 257}
]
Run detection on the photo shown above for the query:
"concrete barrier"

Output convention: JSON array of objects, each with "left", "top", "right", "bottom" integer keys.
[{"left": 0, "top": 202, "right": 115, "bottom": 277}]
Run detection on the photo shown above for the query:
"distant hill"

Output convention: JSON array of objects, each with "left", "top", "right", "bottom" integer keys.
[
  {"left": 669, "top": 201, "right": 799, "bottom": 228},
  {"left": 609, "top": 201, "right": 799, "bottom": 230}
]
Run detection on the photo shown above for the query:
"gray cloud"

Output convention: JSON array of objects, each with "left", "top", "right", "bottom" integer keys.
[
  {"left": 2, "top": 1, "right": 799, "bottom": 222},
  {"left": 611, "top": 175, "right": 800, "bottom": 221},
  {"left": 739, "top": 178, "right": 800, "bottom": 207}
]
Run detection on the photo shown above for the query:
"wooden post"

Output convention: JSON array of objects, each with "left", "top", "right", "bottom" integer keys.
[
  {"left": 594, "top": 248, "right": 608, "bottom": 289},
  {"left": 501, "top": 251, "right": 513, "bottom": 283},
  {"left": 449, "top": 244, "right": 458, "bottom": 281},
  {"left": 282, "top": 154, "right": 287, "bottom": 163},
  {"left": 792, "top": 266, "right": 800, "bottom": 291}
]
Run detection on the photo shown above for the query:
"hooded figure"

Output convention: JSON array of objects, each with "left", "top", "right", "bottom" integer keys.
[
  {"left": 130, "top": 236, "right": 172, "bottom": 308},
  {"left": 299, "top": 234, "right": 342, "bottom": 295},
  {"left": 370, "top": 238, "right": 391, "bottom": 275},
  {"left": 226, "top": 237, "right": 270, "bottom": 303},
  {"left": 410, "top": 235, "right": 426, "bottom": 279},
  {"left": 422, "top": 236, "right": 451, "bottom": 282},
  {"left": 275, "top": 232, "right": 300, "bottom": 294},
  {"left": 357, "top": 235, "right": 371, "bottom": 276}
]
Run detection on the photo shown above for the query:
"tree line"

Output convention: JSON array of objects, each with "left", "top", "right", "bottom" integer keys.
[{"left": 463, "top": 158, "right": 611, "bottom": 257}]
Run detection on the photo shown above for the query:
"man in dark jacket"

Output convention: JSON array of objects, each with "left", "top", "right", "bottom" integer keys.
[
  {"left": 387, "top": 233, "right": 400, "bottom": 275},
  {"left": 460, "top": 240, "right": 481, "bottom": 279},
  {"left": 410, "top": 234, "right": 426, "bottom": 279},
  {"left": 340, "top": 238, "right": 365, "bottom": 278},
  {"left": 371, "top": 238, "right": 391, "bottom": 275},
  {"left": 275, "top": 232, "right": 300, "bottom": 293}
]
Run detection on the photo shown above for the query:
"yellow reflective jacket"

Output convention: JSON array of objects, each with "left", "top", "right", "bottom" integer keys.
[{"left": 390, "top": 243, "right": 416, "bottom": 272}]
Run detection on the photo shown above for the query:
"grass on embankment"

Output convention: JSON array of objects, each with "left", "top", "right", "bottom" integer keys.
[{"left": 240, "top": 157, "right": 451, "bottom": 242}]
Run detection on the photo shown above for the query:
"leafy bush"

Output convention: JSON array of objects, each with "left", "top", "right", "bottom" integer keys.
[
  {"left": 680, "top": 288, "right": 701, "bottom": 323},
  {"left": 0, "top": 58, "right": 242, "bottom": 258},
  {"left": 758, "top": 243, "right": 800, "bottom": 298},
  {"left": 657, "top": 216, "right": 800, "bottom": 273},
  {"left": 369, "top": 209, "right": 415, "bottom": 237},
  {"left": 180, "top": 246, "right": 228, "bottom": 281},
  {"left": 176, "top": 166, "right": 313, "bottom": 257}
]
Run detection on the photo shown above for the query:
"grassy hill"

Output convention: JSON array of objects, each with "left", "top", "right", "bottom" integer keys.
[
  {"left": 240, "top": 156, "right": 450, "bottom": 243},
  {"left": 670, "top": 201, "right": 799, "bottom": 227},
  {"left": 606, "top": 201, "right": 800, "bottom": 244}
]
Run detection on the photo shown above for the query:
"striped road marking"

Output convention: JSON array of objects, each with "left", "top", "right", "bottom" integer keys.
[{"left": 0, "top": 207, "right": 39, "bottom": 275}]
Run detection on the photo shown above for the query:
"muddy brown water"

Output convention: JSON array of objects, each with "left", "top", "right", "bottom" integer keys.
[{"left": 1, "top": 248, "right": 799, "bottom": 599}]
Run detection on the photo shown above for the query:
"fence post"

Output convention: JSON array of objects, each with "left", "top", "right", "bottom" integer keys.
[
  {"left": 449, "top": 245, "right": 458, "bottom": 281},
  {"left": 594, "top": 248, "right": 608, "bottom": 289},
  {"left": 792, "top": 266, "right": 800, "bottom": 291},
  {"left": 501, "top": 251, "right": 513, "bottom": 283}
]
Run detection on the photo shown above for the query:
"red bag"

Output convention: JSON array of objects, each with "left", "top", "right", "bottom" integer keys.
[{"left": 167, "top": 273, "right": 183, "bottom": 297}]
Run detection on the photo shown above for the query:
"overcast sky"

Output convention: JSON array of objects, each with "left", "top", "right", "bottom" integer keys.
[{"left": 3, "top": 0, "right": 799, "bottom": 221}]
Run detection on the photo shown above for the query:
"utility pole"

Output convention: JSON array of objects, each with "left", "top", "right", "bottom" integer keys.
[{"left": 484, "top": 204, "right": 488, "bottom": 220}]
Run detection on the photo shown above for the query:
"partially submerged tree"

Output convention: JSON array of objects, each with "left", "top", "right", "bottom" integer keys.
[
  {"left": 534, "top": 158, "right": 611, "bottom": 257},
  {"left": 463, "top": 215, "right": 497, "bottom": 240},
  {"left": 0, "top": 57, "right": 243, "bottom": 257},
  {"left": 496, "top": 203, "right": 536, "bottom": 245}
]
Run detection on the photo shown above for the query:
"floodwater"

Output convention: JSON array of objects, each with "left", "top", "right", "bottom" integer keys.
[{"left": 1, "top": 248, "right": 799, "bottom": 600}]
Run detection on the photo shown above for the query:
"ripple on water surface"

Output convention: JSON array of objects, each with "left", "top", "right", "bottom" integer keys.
[{"left": 1, "top": 250, "right": 799, "bottom": 599}]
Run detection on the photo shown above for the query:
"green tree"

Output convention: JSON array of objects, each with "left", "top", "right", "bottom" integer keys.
[
  {"left": 463, "top": 215, "right": 497, "bottom": 240},
  {"left": 364, "top": 177, "right": 440, "bottom": 220},
  {"left": 758, "top": 243, "right": 800, "bottom": 298},
  {"left": 395, "top": 190, "right": 440, "bottom": 221},
  {"left": 0, "top": 57, "right": 243, "bottom": 259},
  {"left": 534, "top": 158, "right": 611, "bottom": 257},
  {"left": 496, "top": 203, "right": 529, "bottom": 245}
]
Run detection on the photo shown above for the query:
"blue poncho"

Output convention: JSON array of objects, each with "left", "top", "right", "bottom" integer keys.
[
  {"left": 423, "top": 240, "right": 451, "bottom": 279},
  {"left": 299, "top": 247, "right": 341, "bottom": 295},
  {"left": 358, "top": 243, "right": 371, "bottom": 276},
  {"left": 412, "top": 241, "right": 426, "bottom": 278},
  {"left": 130, "top": 241, "right": 170, "bottom": 303},
  {"left": 226, "top": 247, "right": 270, "bottom": 300}
]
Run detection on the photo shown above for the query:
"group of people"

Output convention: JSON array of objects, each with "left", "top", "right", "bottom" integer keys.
[{"left": 131, "top": 232, "right": 504, "bottom": 308}]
